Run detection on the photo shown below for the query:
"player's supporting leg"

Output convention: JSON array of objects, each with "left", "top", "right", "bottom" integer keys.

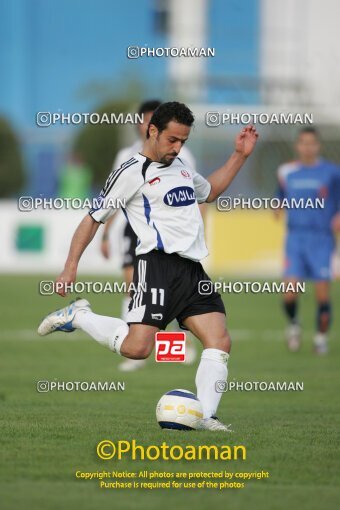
[
  {"left": 183, "top": 312, "right": 231, "bottom": 431},
  {"left": 282, "top": 278, "right": 301, "bottom": 352},
  {"left": 314, "top": 281, "right": 331, "bottom": 355},
  {"left": 119, "top": 265, "right": 147, "bottom": 371}
]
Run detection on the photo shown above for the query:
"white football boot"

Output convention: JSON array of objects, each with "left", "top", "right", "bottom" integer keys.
[
  {"left": 38, "top": 299, "right": 91, "bottom": 336},
  {"left": 197, "top": 416, "right": 233, "bottom": 432}
]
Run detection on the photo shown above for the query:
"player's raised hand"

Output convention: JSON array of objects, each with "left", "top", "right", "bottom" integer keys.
[
  {"left": 55, "top": 268, "right": 76, "bottom": 297},
  {"left": 235, "top": 125, "right": 259, "bottom": 158}
]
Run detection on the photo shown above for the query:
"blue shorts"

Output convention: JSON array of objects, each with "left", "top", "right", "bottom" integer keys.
[{"left": 284, "top": 231, "right": 334, "bottom": 281}]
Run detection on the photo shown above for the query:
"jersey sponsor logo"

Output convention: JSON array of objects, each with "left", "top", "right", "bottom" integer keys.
[
  {"left": 155, "top": 332, "right": 186, "bottom": 362},
  {"left": 163, "top": 186, "right": 196, "bottom": 207},
  {"left": 181, "top": 169, "right": 191, "bottom": 179},
  {"left": 149, "top": 177, "right": 161, "bottom": 186}
]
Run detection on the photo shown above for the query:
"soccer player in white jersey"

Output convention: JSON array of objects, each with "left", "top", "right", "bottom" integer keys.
[
  {"left": 38, "top": 102, "right": 258, "bottom": 431},
  {"left": 101, "top": 99, "right": 198, "bottom": 371}
]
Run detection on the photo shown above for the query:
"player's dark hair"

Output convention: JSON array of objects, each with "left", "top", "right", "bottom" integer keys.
[
  {"left": 146, "top": 101, "right": 195, "bottom": 138},
  {"left": 298, "top": 126, "right": 320, "bottom": 139},
  {"left": 138, "top": 100, "right": 162, "bottom": 116}
]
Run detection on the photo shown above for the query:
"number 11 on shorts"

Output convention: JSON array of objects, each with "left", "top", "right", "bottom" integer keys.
[
  {"left": 151, "top": 288, "right": 164, "bottom": 305},
  {"left": 155, "top": 332, "right": 186, "bottom": 362}
]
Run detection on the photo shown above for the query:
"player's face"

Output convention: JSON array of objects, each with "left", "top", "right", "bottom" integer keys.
[
  {"left": 153, "top": 121, "right": 190, "bottom": 164},
  {"left": 295, "top": 133, "right": 321, "bottom": 163},
  {"left": 137, "top": 111, "right": 154, "bottom": 140}
]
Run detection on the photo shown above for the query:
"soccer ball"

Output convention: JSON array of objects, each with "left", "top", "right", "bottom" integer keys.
[{"left": 156, "top": 389, "right": 203, "bottom": 430}]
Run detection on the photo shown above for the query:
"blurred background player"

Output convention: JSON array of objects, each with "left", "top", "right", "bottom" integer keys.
[
  {"left": 100, "top": 99, "right": 199, "bottom": 371},
  {"left": 275, "top": 127, "right": 340, "bottom": 354},
  {"left": 58, "top": 153, "right": 92, "bottom": 200}
]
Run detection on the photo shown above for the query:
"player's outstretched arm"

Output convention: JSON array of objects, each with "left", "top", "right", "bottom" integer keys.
[
  {"left": 206, "top": 125, "right": 258, "bottom": 202},
  {"left": 56, "top": 214, "right": 100, "bottom": 296}
]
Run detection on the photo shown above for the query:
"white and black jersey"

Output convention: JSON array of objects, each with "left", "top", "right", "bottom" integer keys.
[
  {"left": 90, "top": 153, "right": 211, "bottom": 262},
  {"left": 111, "top": 142, "right": 197, "bottom": 268}
]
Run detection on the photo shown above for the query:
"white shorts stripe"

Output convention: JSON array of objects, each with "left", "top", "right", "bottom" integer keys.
[{"left": 133, "top": 259, "right": 146, "bottom": 309}]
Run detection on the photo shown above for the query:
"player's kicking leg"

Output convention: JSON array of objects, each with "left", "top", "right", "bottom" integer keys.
[
  {"left": 38, "top": 298, "right": 92, "bottom": 335},
  {"left": 38, "top": 299, "right": 158, "bottom": 359},
  {"left": 118, "top": 265, "right": 147, "bottom": 371},
  {"left": 183, "top": 312, "right": 232, "bottom": 432},
  {"left": 282, "top": 278, "right": 302, "bottom": 352},
  {"left": 313, "top": 281, "right": 331, "bottom": 355}
]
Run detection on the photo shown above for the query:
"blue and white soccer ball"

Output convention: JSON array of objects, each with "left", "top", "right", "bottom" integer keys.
[{"left": 156, "top": 389, "right": 203, "bottom": 430}]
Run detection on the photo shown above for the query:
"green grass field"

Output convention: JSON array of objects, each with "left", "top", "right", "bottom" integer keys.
[{"left": 1, "top": 274, "right": 339, "bottom": 510}]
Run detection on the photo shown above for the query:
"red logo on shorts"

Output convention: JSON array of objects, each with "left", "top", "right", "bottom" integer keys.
[{"left": 155, "top": 332, "right": 186, "bottom": 362}]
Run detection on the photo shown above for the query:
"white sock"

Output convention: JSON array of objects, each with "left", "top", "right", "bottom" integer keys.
[
  {"left": 195, "top": 348, "right": 229, "bottom": 419},
  {"left": 121, "top": 296, "right": 131, "bottom": 322},
  {"left": 314, "top": 332, "right": 328, "bottom": 346},
  {"left": 73, "top": 310, "right": 129, "bottom": 354}
]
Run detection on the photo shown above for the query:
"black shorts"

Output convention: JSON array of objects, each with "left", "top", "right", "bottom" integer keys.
[
  {"left": 126, "top": 250, "right": 225, "bottom": 330},
  {"left": 122, "top": 223, "right": 138, "bottom": 269}
]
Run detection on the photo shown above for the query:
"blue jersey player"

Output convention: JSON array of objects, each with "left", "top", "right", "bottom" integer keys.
[{"left": 276, "top": 127, "right": 340, "bottom": 354}]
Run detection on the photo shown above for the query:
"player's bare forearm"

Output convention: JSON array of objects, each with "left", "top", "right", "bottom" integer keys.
[
  {"left": 56, "top": 215, "right": 100, "bottom": 296},
  {"left": 101, "top": 215, "right": 115, "bottom": 259},
  {"left": 206, "top": 125, "right": 259, "bottom": 203},
  {"left": 102, "top": 215, "right": 115, "bottom": 238},
  {"left": 64, "top": 214, "right": 100, "bottom": 270},
  {"left": 206, "top": 152, "right": 247, "bottom": 202}
]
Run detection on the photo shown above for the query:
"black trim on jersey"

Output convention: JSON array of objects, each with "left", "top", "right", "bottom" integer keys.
[
  {"left": 141, "top": 158, "right": 152, "bottom": 181},
  {"left": 109, "top": 156, "right": 135, "bottom": 183},
  {"left": 177, "top": 157, "right": 184, "bottom": 165},
  {"left": 101, "top": 157, "right": 135, "bottom": 196},
  {"left": 102, "top": 158, "right": 138, "bottom": 198}
]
